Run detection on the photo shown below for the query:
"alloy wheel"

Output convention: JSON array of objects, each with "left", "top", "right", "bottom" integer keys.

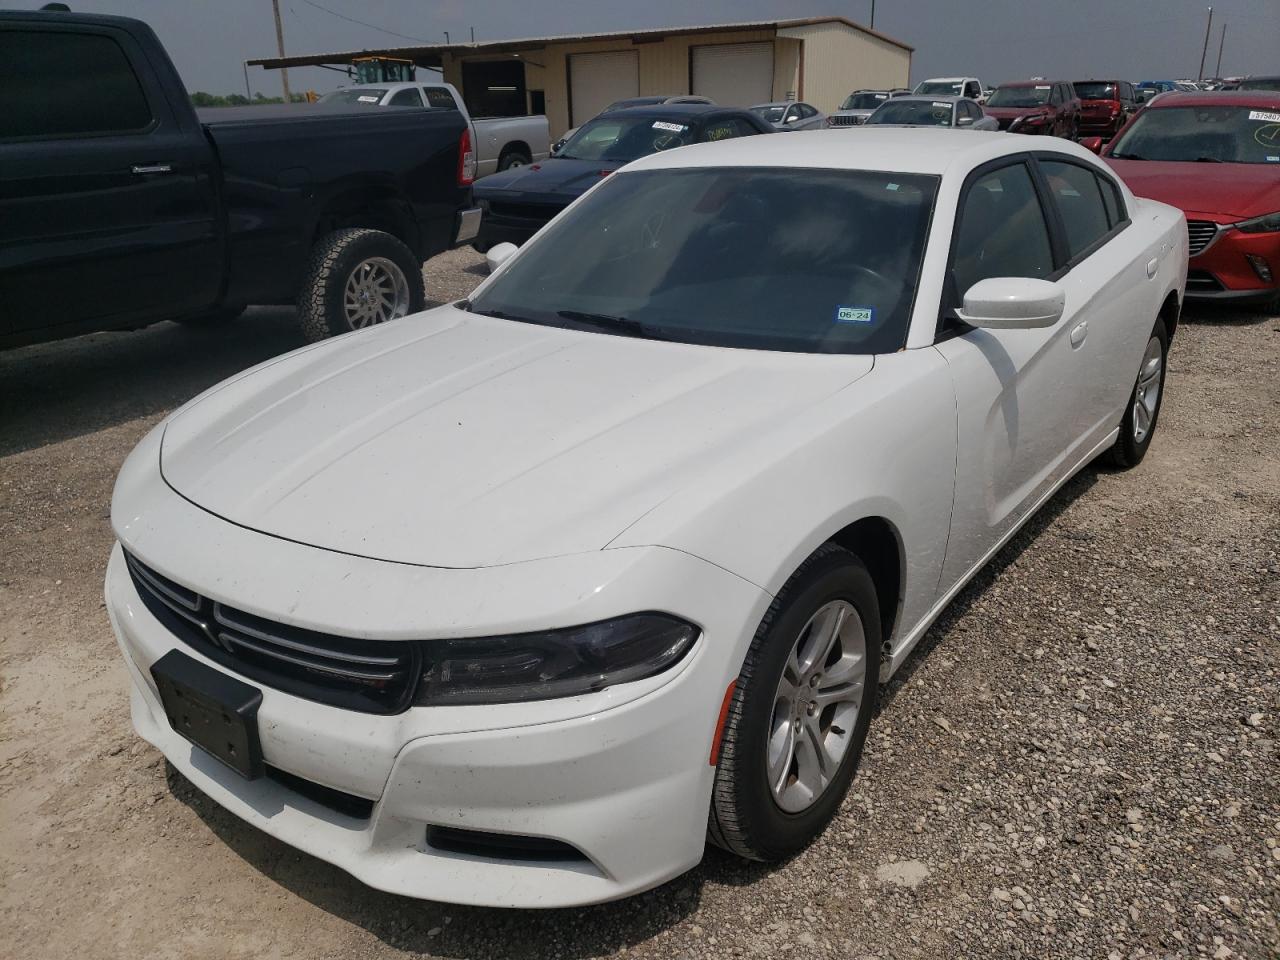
[
  {"left": 768, "top": 600, "right": 867, "bottom": 813},
  {"left": 342, "top": 256, "right": 411, "bottom": 330},
  {"left": 1132, "top": 335, "right": 1163, "bottom": 443}
]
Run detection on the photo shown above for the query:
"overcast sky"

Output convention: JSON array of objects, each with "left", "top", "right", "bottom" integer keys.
[{"left": 14, "top": 0, "right": 1277, "bottom": 96}]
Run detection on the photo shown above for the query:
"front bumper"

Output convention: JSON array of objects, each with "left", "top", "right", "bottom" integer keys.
[
  {"left": 104, "top": 457, "right": 770, "bottom": 906},
  {"left": 1185, "top": 219, "right": 1280, "bottom": 302}
]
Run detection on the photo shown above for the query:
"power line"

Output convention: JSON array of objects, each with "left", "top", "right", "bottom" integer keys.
[{"left": 298, "top": 0, "right": 432, "bottom": 43}]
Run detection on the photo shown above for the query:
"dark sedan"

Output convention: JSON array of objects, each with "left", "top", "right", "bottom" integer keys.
[{"left": 473, "top": 104, "right": 772, "bottom": 250}]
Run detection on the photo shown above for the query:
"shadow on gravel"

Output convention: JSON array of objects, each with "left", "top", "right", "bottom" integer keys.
[
  {"left": 164, "top": 762, "right": 773, "bottom": 957},
  {"left": 0, "top": 308, "right": 305, "bottom": 458},
  {"left": 877, "top": 465, "right": 1100, "bottom": 709},
  {"left": 1178, "top": 301, "right": 1276, "bottom": 327}
]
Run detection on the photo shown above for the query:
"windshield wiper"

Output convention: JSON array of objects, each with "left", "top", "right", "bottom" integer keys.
[
  {"left": 1110, "top": 152, "right": 1148, "bottom": 160},
  {"left": 470, "top": 306, "right": 539, "bottom": 324},
  {"left": 556, "top": 310, "right": 667, "bottom": 340},
  {"left": 1193, "top": 156, "right": 1225, "bottom": 163}
]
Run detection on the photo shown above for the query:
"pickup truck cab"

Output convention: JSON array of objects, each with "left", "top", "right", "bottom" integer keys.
[
  {"left": 319, "top": 81, "right": 551, "bottom": 176},
  {"left": 913, "top": 77, "right": 986, "bottom": 103},
  {"left": 0, "top": 10, "right": 479, "bottom": 349}
]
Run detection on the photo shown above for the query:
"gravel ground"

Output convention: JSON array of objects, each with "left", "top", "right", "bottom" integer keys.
[{"left": 1, "top": 247, "right": 1277, "bottom": 959}]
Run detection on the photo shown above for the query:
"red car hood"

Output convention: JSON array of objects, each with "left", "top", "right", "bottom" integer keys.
[
  {"left": 985, "top": 106, "right": 1048, "bottom": 120},
  {"left": 1103, "top": 159, "right": 1280, "bottom": 219}
]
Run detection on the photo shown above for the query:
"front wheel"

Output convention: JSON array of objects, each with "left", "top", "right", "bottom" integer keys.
[
  {"left": 709, "top": 544, "right": 881, "bottom": 861},
  {"left": 297, "top": 228, "right": 424, "bottom": 343},
  {"left": 497, "top": 149, "right": 532, "bottom": 171},
  {"left": 1103, "top": 321, "right": 1168, "bottom": 468}
]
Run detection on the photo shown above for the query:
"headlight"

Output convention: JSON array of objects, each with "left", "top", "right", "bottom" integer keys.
[
  {"left": 1235, "top": 211, "right": 1280, "bottom": 234},
  {"left": 413, "top": 613, "right": 699, "bottom": 705}
]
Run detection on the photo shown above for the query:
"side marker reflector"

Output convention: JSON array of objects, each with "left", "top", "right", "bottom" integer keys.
[{"left": 709, "top": 680, "right": 737, "bottom": 766}]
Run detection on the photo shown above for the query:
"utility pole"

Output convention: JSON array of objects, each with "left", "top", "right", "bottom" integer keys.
[
  {"left": 470, "top": 26, "right": 475, "bottom": 43},
  {"left": 271, "top": 0, "right": 291, "bottom": 103},
  {"left": 1197, "top": 6, "right": 1213, "bottom": 81},
  {"left": 1214, "top": 22, "right": 1226, "bottom": 77},
  {"left": 443, "top": 31, "right": 450, "bottom": 44},
  {"left": 869, "top": 0, "right": 876, "bottom": 29},
  {"left": 242, "top": 60, "right": 251, "bottom": 100}
]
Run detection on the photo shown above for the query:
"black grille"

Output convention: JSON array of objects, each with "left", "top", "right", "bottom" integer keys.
[
  {"left": 426, "top": 825, "right": 588, "bottom": 863},
  {"left": 125, "top": 552, "right": 420, "bottom": 714},
  {"left": 997, "top": 118, "right": 1013, "bottom": 130},
  {"left": 266, "top": 765, "right": 376, "bottom": 820},
  {"left": 1185, "top": 269, "right": 1224, "bottom": 292},
  {"left": 486, "top": 200, "right": 562, "bottom": 222},
  {"left": 1187, "top": 220, "right": 1219, "bottom": 256},
  {"left": 828, "top": 115, "right": 864, "bottom": 126}
]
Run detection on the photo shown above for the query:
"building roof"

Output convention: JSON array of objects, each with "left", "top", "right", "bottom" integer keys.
[{"left": 247, "top": 16, "right": 913, "bottom": 71}]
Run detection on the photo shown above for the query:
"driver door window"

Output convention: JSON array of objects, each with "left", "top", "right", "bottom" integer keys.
[{"left": 952, "top": 162, "right": 1055, "bottom": 298}]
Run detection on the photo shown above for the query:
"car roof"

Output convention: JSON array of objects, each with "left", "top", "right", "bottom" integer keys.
[
  {"left": 751, "top": 101, "right": 802, "bottom": 109},
  {"left": 623, "top": 128, "right": 1100, "bottom": 177},
  {"left": 606, "top": 103, "right": 727, "bottom": 119},
  {"left": 889, "top": 95, "right": 963, "bottom": 104},
  {"left": 919, "top": 76, "right": 975, "bottom": 82},
  {"left": 1142, "top": 89, "right": 1280, "bottom": 108},
  {"left": 999, "top": 79, "right": 1069, "bottom": 87}
]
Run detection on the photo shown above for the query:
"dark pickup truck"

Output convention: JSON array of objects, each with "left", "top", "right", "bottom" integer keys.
[{"left": 0, "top": 10, "right": 481, "bottom": 349}]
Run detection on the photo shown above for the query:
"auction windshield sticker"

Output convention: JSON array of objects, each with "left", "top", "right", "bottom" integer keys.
[
  {"left": 1248, "top": 110, "right": 1280, "bottom": 123},
  {"left": 652, "top": 121, "right": 687, "bottom": 132},
  {"left": 357, "top": 96, "right": 379, "bottom": 103}
]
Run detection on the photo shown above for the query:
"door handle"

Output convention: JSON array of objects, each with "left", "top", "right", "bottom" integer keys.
[
  {"left": 1146, "top": 257, "right": 1159, "bottom": 279},
  {"left": 131, "top": 163, "right": 173, "bottom": 175},
  {"left": 1070, "top": 321, "right": 1088, "bottom": 348}
]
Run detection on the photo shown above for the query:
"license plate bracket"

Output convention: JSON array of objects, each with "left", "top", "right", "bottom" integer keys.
[{"left": 151, "top": 649, "right": 264, "bottom": 779}]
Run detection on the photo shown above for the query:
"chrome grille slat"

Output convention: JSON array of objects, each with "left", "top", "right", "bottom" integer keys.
[
  {"left": 216, "top": 631, "right": 404, "bottom": 683},
  {"left": 1186, "top": 220, "right": 1219, "bottom": 256},
  {"left": 213, "top": 604, "right": 403, "bottom": 667},
  {"left": 123, "top": 551, "right": 420, "bottom": 714}
]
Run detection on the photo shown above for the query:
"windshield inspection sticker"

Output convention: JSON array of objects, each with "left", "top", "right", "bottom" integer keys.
[
  {"left": 1035, "top": 85, "right": 1051, "bottom": 90},
  {"left": 652, "top": 121, "right": 686, "bottom": 132},
  {"left": 836, "top": 306, "right": 875, "bottom": 324},
  {"left": 1249, "top": 110, "right": 1280, "bottom": 123},
  {"left": 933, "top": 101, "right": 951, "bottom": 108},
  {"left": 357, "top": 95, "right": 379, "bottom": 103}
]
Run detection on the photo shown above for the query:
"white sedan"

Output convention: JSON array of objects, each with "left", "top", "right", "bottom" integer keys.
[{"left": 106, "top": 130, "right": 1187, "bottom": 908}]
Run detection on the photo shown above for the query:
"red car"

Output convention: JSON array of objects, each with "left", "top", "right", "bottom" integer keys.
[
  {"left": 984, "top": 80, "right": 1081, "bottom": 137},
  {"left": 1088, "top": 91, "right": 1280, "bottom": 308},
  {"left": 1074, "top": 79, "right": 1140, "bottom": 139}
]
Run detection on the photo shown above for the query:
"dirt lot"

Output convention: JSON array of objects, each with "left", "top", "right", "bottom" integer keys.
[{"left": 2, "top": 248, "right": 1278, "bottom": 960}]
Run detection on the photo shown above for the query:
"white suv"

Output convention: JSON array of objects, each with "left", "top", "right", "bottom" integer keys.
[{"left": 913, "top": 76, "right": 985, "bottom": 103}]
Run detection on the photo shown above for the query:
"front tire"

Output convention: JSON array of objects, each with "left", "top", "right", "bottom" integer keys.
[
  {"left": 709, "top": 544, "right": 881, "bottom": 861},
  {"left": 497, "top": 149, "right": 532, "bottom": 171},
  {"left": 297, "top": 228, "right": 424, "bottom": 343},
  {"left": 1104, "top": 321, "right": 1168, "bottom": 468}
]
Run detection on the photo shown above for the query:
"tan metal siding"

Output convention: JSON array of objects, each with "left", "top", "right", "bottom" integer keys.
[{"left": 779, "top": 21, "right": 911, "bottom": 112}]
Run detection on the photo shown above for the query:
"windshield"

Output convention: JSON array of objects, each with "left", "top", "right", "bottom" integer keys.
[
  {"left": 915, "top": 81, "right": 963, "bottom": 95},
  {"left": 1110, "top": 105, "right": 1280, "bottom": 163},
  {"left": 1240, "top": 77, "right": 1280, "bottom": 92},
  {"left": 986, "top": 85, "right": 1051, "bottom": 107},
  {"left": 556, "top": 116, "right": 695, "bottom": 162},
  {"left": 468, "top": 168, "right": 938, "bottom": 355},
  {"left": 841, "top": 92, "right": 889, "bottom": 110},
  {"left": 319, "top": 88, "right": 387, "bottom": 105},
  {"left": 752, "top": 106, "right": 787, "bottom": 123},
  {"left": 1075, "top": 82, "right": 1117, "bottom": 100},
  {"left": 867, "top": 100, "right": 954, "bottom": 126}
]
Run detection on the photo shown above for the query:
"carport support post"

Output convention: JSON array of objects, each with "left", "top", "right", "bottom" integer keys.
[{"left": 271, "top": 0, "right": 292, "bottom": 103}]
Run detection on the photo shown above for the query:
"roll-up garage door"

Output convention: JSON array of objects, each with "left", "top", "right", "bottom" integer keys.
[
  {"left": 568, "top": 51, "right": 639, "bottom": 126},
  {"left": 691, "top": 42, "right": 774, "bottom": 107}
]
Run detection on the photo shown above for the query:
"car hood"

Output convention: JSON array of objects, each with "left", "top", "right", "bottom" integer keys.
[
  {"left": 984, "top": 105, "right": 1050, "bottom": 120},
  {"left": 474, "top": 157, "right": 622, "bottom": 203},
  {"left": 1103, "top": 159, "right": 1280, "bottom": 218},
  {"left": 160, "top": 307, "right": 874, "bottom": 568}
]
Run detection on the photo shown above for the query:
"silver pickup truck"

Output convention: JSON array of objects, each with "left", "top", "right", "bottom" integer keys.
[{"left": 319, "top": 81, "right": 550, "bottom": 177}]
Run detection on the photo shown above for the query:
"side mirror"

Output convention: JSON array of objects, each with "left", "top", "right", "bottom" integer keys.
[
  {"left": 550, "top": 137, "right": 567, "bottom": 155},
  {"left": 1080, "top": 136, "right": 1104, "bottom": 155},
  {"left": 485, "top": 242, "right": 519, "bottom": 273},
  {"left": 955, "top": 277, "right": 1065, "bottom": 329}
]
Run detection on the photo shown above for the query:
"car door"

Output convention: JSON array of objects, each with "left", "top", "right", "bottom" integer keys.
[
  {"left": 1035, "top": 155, "right": 1155, "bottom": 450},
  {"left": 0, "top": 21, "right": 222, "bottom": 342},
  {"left": 932, "top": 157, "right": 1085, "bottom": 593}
]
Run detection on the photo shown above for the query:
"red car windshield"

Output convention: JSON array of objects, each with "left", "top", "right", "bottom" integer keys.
[{"left": 1110, "top": 105, "right": 1280, "bottom": 164}]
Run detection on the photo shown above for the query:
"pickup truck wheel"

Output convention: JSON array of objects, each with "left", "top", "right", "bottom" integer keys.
[
  {"left": 498, "top": 149, "right": 532, "bottom": 171},
  {"left": 708, "top": 544, "right": 880, "bottom": 861},
  {"left": 298, "top": 228, "right": 424, "bottom": 342}
]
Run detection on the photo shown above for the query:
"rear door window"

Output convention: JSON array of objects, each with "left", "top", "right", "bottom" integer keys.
[
  {"left": 388, "top": 87, "right": 424, "bottom": 107},
  {"left": 1040, "top": 160, "right": 1112, "bottom": 258},
  {"left": 953, "top": 162, "right": 1055, "bottom": 295},
  {"left": 0, "top": 29, "right": 152, "bottom": 139}
]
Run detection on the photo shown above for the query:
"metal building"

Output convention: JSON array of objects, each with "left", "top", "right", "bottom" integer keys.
[{"left": 249, "top": 16, "right": 913, "bottom": 137}]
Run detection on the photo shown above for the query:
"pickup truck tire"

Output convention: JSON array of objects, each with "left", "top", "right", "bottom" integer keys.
[
  {"left": 498, "top": 148, "right": 532, "bottom": 171},
  {"left": 298, "top": 228, "right": 425, "bottom": 342}
]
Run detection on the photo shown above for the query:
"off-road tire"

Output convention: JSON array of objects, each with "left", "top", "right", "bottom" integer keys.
[{"left": 297, "top": 228, "right": 424, "bottom": 343}]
